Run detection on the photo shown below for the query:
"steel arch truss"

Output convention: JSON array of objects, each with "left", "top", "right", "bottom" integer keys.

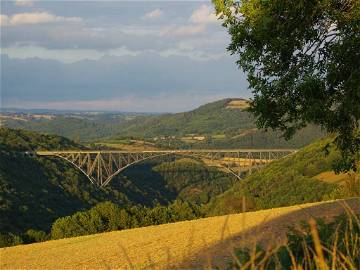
[{"left": 36, "top": 149, "right": 295, "bottom": 187}]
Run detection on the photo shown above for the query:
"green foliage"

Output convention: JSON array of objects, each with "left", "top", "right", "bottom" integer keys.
[
  {"left": 51, "top": 201, "right": 203, "bottom": 240},
  {"left": 0, "top": 232, "right": 23, "bottom": 248},
  {"left": 24, "top": 229, "right": 49, "bottom": 243},
  {"left": 214, "top": 0, "right": 360, "bottom": 171}
]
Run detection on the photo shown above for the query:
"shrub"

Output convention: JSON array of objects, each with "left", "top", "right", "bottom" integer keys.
[
  {"left": 0, "top": 233, "right": 23, "bottom": 248},
  {"left": 24, "top": 229, "right": 49, "bottom": 243}
]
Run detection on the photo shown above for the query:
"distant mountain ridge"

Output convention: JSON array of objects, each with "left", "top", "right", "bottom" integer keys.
[
  {"left": 2, "top": 98, "right": 325, "bottom": 148},
  {"left": 1, "top": 98, "right": 253, "bottom": 141}
]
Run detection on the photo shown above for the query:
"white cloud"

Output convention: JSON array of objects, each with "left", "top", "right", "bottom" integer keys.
[
  {"left": 160, "top": 24, "right": 205, "bottom": 37},
  {"left": 171, "top": 24, "right": 205, "bottom": 36},
  {"left": 14, "top": 0, "right": 34, "bottom": 7},
  {"left": 0, "top": 15, "right": 9, "bottom": 26},
  {"left": 158, "top": 5, "right": 220, "bottom": 37},
  {"left": 189, "top": 5, "right": 218, "bottom": 25},
  {"left": 143, "top": 9, "right": 163, "bottom": 20},
  {"left": 0, "top": 12, "right": 82, "bottom": 26}
]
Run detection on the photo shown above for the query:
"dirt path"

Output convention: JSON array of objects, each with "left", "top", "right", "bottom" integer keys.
[{"left": 1, "top": 198, "right": 359, "bottom": 270}]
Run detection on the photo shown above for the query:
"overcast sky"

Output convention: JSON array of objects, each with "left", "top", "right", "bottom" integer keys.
[{"left": 1, "top": 0, "right": 250, "bottom": 112}]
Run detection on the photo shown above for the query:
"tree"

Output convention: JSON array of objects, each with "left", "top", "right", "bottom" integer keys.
[{"left": 214, "top": 0, "right": 360, "bottom": 171}]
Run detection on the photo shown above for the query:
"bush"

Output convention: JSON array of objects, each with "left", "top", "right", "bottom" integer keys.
[
  {"left": 0, "top": 233, "right": 23, "bottom": 248},
  {"left": 25, "top": 229, "right": 49, "bottom": 243}
]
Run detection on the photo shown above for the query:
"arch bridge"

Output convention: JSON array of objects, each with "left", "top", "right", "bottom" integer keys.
[{"left": 36, "top": 149, "right": 296, "bottom": 187}]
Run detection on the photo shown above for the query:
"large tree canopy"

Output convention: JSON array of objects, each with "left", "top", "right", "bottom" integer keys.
[{"left": 214, "top": 0, "right": 360, "bottom": 171}]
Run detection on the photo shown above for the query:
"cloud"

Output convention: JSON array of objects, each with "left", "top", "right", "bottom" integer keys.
[
  {"left": 0, "top": 12, "right": 82, "bottom": 26},
  {"left": 0, "top": 15, "right": 9, "bottom": 26},
  {"left": 159, "top": 5, "right": 220, "bottom": 37},
  {"left": 14, "top": 0, "right": 34, "bottom": 7},
  {"left": 143, "top": 9, "right": 162, "bottom": 20},
  {"left": 161, "top": 24, "right": 205, "bottom": 37},
  {"left": 189, "top": 5, "right": 218, "bottom": 25},
  {"left": 1, "top": 53, "right": 249, "bottom": 112}
]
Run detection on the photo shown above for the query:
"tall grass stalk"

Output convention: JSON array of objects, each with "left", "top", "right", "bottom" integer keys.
[{"left": 228, "top": 203, "right": 360, "bottom": 270}]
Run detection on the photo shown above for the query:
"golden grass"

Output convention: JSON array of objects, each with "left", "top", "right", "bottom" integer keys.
[
  {"left": 313, "top": 171, "right": 351, "bottom": 184},
  {"left": 1, "top": 198, "right": 359, "bottom": 270}
]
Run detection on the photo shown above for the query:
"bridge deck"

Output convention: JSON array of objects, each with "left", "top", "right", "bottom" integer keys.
[{"left": 36, "top": 149, "right": 297, "bottom": 155}]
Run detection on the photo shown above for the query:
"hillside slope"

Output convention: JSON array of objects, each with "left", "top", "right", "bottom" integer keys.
[
  {"left": 1, "top": 198, "right": 359, "bottom": 269},
  {"left": 205, "top": 137, "right": 359, "bottom": 216},
  {"left": 116, "top": 98, "right": 254, "bottom": 137}
]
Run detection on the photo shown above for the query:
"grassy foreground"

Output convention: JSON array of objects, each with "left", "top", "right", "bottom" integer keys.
[{"left": 1, "top": 198, "right": 359, "bottom": 269}]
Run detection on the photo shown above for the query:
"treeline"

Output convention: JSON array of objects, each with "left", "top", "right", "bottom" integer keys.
[{"left": 0, "top": 201, "right": 203, "bottom": 247}]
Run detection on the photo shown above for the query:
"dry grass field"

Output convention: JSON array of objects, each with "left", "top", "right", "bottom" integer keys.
[
  {"left": 226, "top": 100, "right": 250, "bottom": 110},
  {"left": 314, "top": 171, "right": 352, "bottom": 184},
  {"left": 1, "top": 198, "right": 359, "bottom": 270}
]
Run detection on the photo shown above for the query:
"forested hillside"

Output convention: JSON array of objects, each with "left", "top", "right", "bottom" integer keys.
[{"left": 115, "top": 99, "right": 254, "bottom": 137}]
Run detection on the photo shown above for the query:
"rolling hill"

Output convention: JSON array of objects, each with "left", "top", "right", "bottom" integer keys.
[
  {"left": 1, "top": 198, "right": 359, "bottom": 269},
  {"left": 1, "top": 112, "right": 142, "bottom": 142},
  {"left": 2, "top": 98, "right": 326, "bottom": 148}
]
